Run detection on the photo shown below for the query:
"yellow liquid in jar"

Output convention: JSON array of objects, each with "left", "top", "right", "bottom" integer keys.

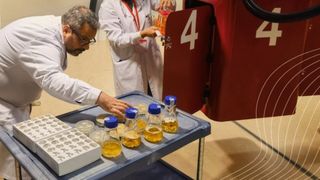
[
  {"left": 136, "top": 119, "right": 147, "bottom": 133},
  {"left": 144, "top": 126, "right": 163, "bottom": 143},
  {"left": 102, "top": 140, "right": 122, "bottom": 158},
  {"left": 162, "top": 117, "right": 178, "bottom": 133},
  {"left": 117, "top": 124, "right": 127, "bottom": 137},
  {"left": 122, "top": 130, "right": 141, "bottom": 148}
]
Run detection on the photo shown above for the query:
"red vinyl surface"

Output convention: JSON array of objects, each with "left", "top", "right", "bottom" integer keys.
[
  {"left": 163, "top": 6, "right": 213, "bottom": 114},
  {"left": 163, "top": 0, "right": 320, "bottom": 121},
  {"left": 299, "top": 0, "right": 320, "bottom": 96}
]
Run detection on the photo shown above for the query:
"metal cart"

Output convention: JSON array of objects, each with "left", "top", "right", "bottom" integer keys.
[{"left": 0, "top": 91, "right": 211, "bottom": 180}]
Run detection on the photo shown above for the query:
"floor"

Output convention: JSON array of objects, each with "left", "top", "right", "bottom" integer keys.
[{"left": 30, "top": 40, "right": 320, "bottom": 180}]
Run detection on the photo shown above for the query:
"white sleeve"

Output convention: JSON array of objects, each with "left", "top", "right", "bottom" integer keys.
[
  {"left": 18, "top": 38, "right": 101, "bottom": 105},
  {"left": 98, "top": 0, "right": 142, "bottom": 48}
]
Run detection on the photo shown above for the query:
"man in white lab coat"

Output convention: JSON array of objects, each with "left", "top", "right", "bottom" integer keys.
[
  {"left": 0, "top": 6, "right": 129, "bottom": 179},
  {"left": 99, "top": 0, "right": 175, "bottom": 100}
]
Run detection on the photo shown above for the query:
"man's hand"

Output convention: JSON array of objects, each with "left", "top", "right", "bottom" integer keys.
[
  {"left": 140, "top": 26, "right": 159, "bottom": 38},
  {"left": 96, "top": 92, "right": 130, "bottom": 120}
]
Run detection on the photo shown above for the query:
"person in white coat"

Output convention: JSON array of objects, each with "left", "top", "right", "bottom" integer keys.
[
  {"left": 99, "top": 0, "right": 175, "bottom": 100},
  {"left": 0, "top": 6, "right": 129, "bottom": 179}
]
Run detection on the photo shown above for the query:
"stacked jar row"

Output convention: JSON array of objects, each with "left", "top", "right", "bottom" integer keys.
[{"left": 76, "top": 96, "right": 178, "bottom": 159}]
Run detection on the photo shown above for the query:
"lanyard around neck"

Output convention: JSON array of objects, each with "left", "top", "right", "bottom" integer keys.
[{"left": 122, "top": 0, "right": 140, "bottom": 31}]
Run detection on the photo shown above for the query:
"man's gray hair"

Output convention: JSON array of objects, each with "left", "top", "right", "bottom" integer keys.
[{"left": 62, "top": 5, "right": 100, "bottom": 31}]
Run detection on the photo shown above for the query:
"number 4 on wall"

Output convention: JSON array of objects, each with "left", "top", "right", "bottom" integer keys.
[
  {"left": 181, "top": 10, "right": 199, "bottom": 50},
  {"left": 256, "top": 8, "right": 283, "bottom": 46}
]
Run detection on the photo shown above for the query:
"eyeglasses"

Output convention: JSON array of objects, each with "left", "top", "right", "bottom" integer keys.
[{"left": 70, "top": 27, "right": 96, "bottom": 46}]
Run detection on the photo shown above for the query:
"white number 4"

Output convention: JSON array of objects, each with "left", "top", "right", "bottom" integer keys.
[
  {"left": 181, "top": 10, "right": 198, "bottom": 50},
  {"left": 256, "top": 8, "right": 282, "bottom": 46}
]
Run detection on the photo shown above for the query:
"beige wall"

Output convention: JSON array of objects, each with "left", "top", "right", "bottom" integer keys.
[
  {"left": 0, "top": 0, "right": 3, "bottom": 27},
  {"left": 1, "top": 0, "right": 90, "bottom": 27},
  {"left": 0, "top": 0, "right": 182, "bottom": 41},
  {"left": 0, "top": 0, "right": 183, "bottom": 28}
]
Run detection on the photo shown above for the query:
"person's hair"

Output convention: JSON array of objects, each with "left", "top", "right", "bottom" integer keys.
[{"left": 62, "top": 5, "right": 100, "bottom": 31}]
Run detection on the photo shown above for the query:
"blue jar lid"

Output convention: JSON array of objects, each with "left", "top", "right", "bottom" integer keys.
[
  {"left": 148, "top": 103, "right": 161, "bottom": 114},
  {"left": 164, "top": 95, "right": 177, "bottom": 105},
  {"left": 104, "top": 116, "right": 118, "bottom": 128},
  {"left": 125, "top": 107, "right": 138, "bottom": 119}
]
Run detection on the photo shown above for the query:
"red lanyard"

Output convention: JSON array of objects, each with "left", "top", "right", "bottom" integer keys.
[{"left": 122, "top": 0, "right": 140, "bottom": 31}]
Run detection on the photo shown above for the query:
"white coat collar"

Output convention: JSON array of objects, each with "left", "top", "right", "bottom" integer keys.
[{"left": 119, "top": 0, "right": 146, "bottom": 31}]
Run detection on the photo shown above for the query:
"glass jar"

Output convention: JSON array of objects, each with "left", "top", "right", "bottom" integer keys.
[
  {"left": 144, "top": 103, "right": 163, "bottom": 143},
  {"left": 75, "top": 120, "right": 94, "bottom": 136},
  {"left": 122, "top": 108, "right": 141, "bottom": 148},
  {"left": 117, "top": 123, "right": 127, "bottom": 138},
  {"left": 162, "top": 95, "right": 178, "bottom": 133},
  {"left": 134, "top": 103, "right": 147, "bottom": 134},
  {"left": 96, "top": 114, "right": 109, "bottom": 127},
  {"left": 89, "top": 129, "right": 107, "bottom": 146},
  {"left": 101, "top": 116, "right": 122, "bottom": 158}
]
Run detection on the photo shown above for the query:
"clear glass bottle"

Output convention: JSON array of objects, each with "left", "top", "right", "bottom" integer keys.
[
  {"left": 144, "top": 103, "right": 163, "bottom": 143},
  {"left": 122, "top": 108, "right": 141, "bottom": 148},
  {"left": 75, "top": 120, "right": 95, "bottom": 136},
  {"left": 89, "top": 129, "right": 107, "bottom": 146},
  {"left": 101, "top": 116, "right": 122, "bottom": 158},
  {"left": 134, "top": 103, "right": 147, "bottom": 134},
  {"left": 95, "top": 114, "right": 108, "bottom": 127},
  {"left": 162, "top": 95, "right": 179, "bottom": 133}
]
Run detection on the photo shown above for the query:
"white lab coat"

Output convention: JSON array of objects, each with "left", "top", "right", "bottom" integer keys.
[
  {"left": 0, "top": 15, "right": 101, "bottom": 179},
  {"left": 99, "top": 0, "right": 163, "bottom": 100}
]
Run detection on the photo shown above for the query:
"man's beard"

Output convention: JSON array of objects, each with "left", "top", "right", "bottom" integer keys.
[{"left": 66, "top": 48, "right": 85, "bottom": 56}]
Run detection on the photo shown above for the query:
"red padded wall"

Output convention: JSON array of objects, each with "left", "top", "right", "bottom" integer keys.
[
  {"left": 163, "top": 6, "right": 213, "bottom": 113},
  {"left": 206, "top": 0, "right": 309, "bottom": 120},
  {"left": 299, "top": 0, "right": 320, "bottom": 96}
]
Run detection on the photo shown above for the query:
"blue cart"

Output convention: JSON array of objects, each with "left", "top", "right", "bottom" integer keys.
[{"left": 0, "top": 91, "right": 211, "bottom": 180}]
